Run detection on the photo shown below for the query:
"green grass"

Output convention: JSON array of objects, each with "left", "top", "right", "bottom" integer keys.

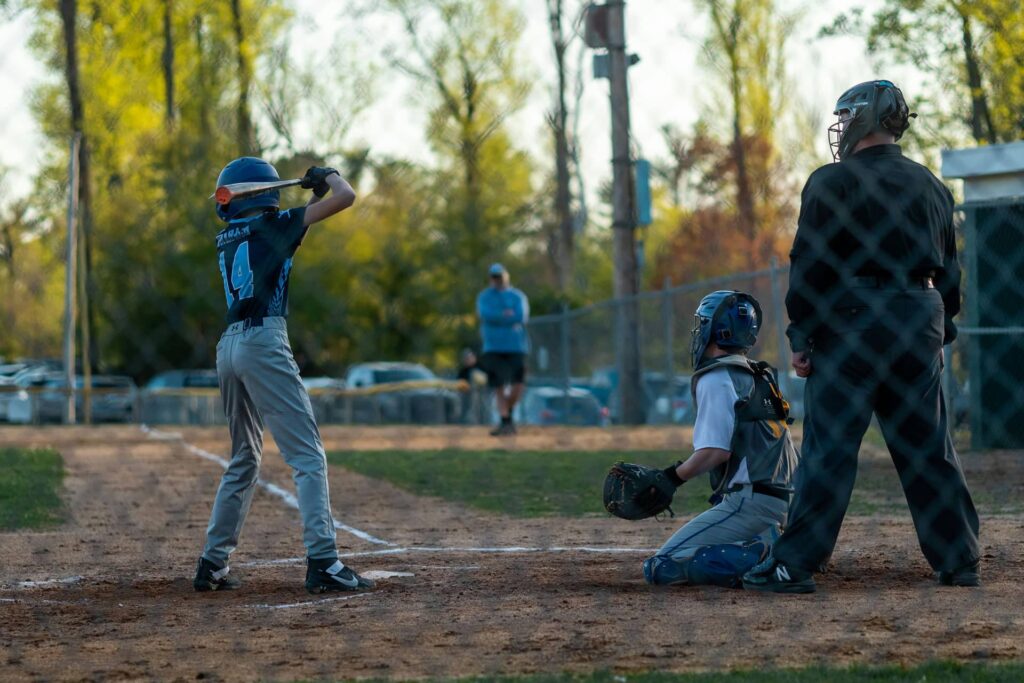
[
  {"left": 329, "top": 446, "right": 1015, "bottom": 518},
  {"left": 0, "top": 448, "right": 65, "bottom": 530},
  {"left": 331, "top": 661, "right": 1024, "bottom": 683},
  {"left": 329, "top": 449, "right": 714, "bottom": 517}
]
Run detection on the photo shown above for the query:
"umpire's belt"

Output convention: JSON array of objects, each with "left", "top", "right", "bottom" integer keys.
[
  {"left": 726, "top": 483, "right": 790, "bottom": 502},
  {"left": 223, "top": 316, "right": 287, "bottom": 335},
  {"left": 852, "top": 274, "right": 934, "bottom": 290}
]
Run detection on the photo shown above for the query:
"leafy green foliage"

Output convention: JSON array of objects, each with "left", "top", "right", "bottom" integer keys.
[
  {"left": 0, "top": 448, "right": 65, "bottom": 530},
  {"left": 822, "top": 0, "right": 1024, "bottom": 148}
]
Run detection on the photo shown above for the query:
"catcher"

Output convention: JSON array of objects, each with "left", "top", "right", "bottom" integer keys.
[{"left": 604, "top": 291, "right": 799, "bottom": 587}]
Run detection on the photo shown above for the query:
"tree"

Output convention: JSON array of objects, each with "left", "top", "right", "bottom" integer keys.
[
  {"left": 823, "top": 0, "right": 1024, "bottom": 146},
  {"left": 695, "top": 0, "right": 796, "bottom": 270},
  {"left": 646, "top": 0, "right": 798, "bottom": 286},
  {"left": 0, "top": 168, "right": 64, "bottom": 360},
  {"left": 545, "top": 0, "right": 578, "bottom": 294},
  {"left": 25, "top": 0, "right": 290, "bottom": 377},
  {"left": 383, "top": 0, "right": 535, "bottom": 330}
]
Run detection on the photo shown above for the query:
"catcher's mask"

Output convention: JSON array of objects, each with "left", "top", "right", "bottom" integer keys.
[
  {"left": 689, "top": 290, "right": 762, "bottom": 369},
  {"left": 828, "top": 80, "right": 916, "bottom": 162},
  {"left": 214, "top": 156, "right": 281, "bottom": 222}
]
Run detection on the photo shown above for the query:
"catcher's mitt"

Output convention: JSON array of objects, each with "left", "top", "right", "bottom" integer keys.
[{"left": 603, "top": 462, "right": 677, "bottom": 520}]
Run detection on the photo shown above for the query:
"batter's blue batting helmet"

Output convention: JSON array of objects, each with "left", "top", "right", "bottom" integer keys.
[
  {"left": 214, "top": 157, "right": 281, "bottom": 222},
  {"left": 689, "top": 290, "right": 762, "bottom": 368}
]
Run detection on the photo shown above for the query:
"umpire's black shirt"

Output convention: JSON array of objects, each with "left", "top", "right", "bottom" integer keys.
[{"left": 785, "top": 144, "right": 960, "bottom": 352}]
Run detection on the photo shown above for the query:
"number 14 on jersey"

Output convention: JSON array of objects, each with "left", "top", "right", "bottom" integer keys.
[{"left": 219, "top": 241, "right": 254, "bottom": 307}]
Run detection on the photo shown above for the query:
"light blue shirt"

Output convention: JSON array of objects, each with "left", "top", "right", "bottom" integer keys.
[{"left": 476, "top": 286, "right": 530, "bottom": 354}]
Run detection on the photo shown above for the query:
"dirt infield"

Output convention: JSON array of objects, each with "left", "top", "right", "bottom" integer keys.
[{"left": 1, "top": 426, "right": 1022, "bottom": 681}]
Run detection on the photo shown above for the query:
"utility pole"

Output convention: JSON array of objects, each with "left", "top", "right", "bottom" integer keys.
[
  {"left": 62, "top": 133, "right": 81, "bottom": 425},
  {"left": 588, "top": 1, "right": 644, "bottom": 424}
]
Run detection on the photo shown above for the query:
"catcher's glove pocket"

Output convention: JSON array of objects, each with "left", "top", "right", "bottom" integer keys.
[{"left": 603, "top": 461, "right": 676, "bottom": 521}]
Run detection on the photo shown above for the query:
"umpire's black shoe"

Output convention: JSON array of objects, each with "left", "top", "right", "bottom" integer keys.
[
  {"left": 741, "top": 556, "right": 816, "bottom": 594},
  {"left": 305, "top": 558, "right": 376, "bottom": 594},
  {"left": 193, "top": 556, "right": 242, "bottom": 592},
  {"left": 938, "top": 561, "right": 981, "bottom": 587}
]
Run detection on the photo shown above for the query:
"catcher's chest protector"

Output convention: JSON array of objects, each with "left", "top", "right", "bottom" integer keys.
[{"left": 692, "top": 356, "right": 800, "bottom": 493}]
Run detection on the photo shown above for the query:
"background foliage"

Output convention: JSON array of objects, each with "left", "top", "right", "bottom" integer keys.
[{"left": 0, "top": 0, "right": 1020, "bottom": 378}]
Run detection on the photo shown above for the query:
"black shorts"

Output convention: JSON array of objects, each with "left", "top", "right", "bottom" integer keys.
[{"left": 480, "top": 352, "right": 527, "bottom": 388}]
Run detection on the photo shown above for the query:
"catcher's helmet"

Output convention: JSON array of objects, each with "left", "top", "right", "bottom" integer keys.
[
  {"left": 214, "top": 157, "right": 281, "bottom": 222},
  {"left": 689, "top": 290, "right": 762, "bottom": 369},
  {"left": 828, "top": 80, "right": 915, "bottom": 162}
]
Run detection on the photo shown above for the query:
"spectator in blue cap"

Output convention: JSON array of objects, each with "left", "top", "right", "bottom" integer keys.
[{"left": 476, "top": 263, "right": 530, "bottom": 436}]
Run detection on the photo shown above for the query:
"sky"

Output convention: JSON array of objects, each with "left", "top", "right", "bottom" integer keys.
[{"left": 0, "top": 0, "right": 919, "bottom": 205}]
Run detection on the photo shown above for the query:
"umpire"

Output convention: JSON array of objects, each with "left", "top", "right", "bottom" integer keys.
[{"left": 743, "top": 80, "right": 980, "bottom": 593}]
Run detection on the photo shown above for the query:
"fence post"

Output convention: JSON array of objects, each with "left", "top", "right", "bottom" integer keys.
[
  {"left": 560, "top": 302, "right": 571, "bottom": 422},
  {"left": 769, "top": 256, "right": 790, "bottom": 397},
  {"left": 662, "top": 276, "right": 674, "bottom": 415},
  {"left": 63, "top": 133, "right": 81, "bottom": 425}
]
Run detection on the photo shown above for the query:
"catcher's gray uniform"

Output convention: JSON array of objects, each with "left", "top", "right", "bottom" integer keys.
[
  {"left": 202, "top": 207, "right": 337, "bottom": 567},
  {"left": 655, "top": 359, "right": 793, "bottom": 560},
  {"left": 644, "top": 356, "right": 798, "bottom": 585}
]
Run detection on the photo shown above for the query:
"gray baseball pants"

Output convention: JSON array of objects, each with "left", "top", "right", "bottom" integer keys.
[
  {"left": 656, "top": 486, "right": 788, "bottom": 560},
  {"left": 202, "top": 317, "right": 337, "bottom": 567}
]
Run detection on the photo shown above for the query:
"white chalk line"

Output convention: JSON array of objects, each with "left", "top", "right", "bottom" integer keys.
[
  {"left": 7, "top": 575, "right": 84, "bottom": 590},
  {"left": 141, "top": 425, "right": 396, "bottom": 547},
  {"left": 247, "top": 591, "right": 372, "bottom": 611},
  {"left": 144, "top": 426, "right": 658, "bottom": 558},
  {"left": 0, "top": 596, "right": 83, "bottom": 607},
  {"left": 404, "top": 565, "right": 480, "bottom": 570},
  {"left": 237, "top": 545, "right": 655, "bottom": 569},
  {"left": 361, "top": 570, "right": 415, "bottom": 580}
]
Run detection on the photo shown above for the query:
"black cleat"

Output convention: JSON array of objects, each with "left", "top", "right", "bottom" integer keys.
[
  {"left": 193, "top": 556, "right": 242, "bottom": 592},
  {"left": 305, "top": 558, "right": 376, "bottom": 594},
  {"left": 938, "top": 562, "right": 980, "bottom": 587},
  {"left": 742, "top": 555, "right": 816, "bottom": 594},
  {"left": 489, "top": 422, "right": 515, "bottom": 437}
]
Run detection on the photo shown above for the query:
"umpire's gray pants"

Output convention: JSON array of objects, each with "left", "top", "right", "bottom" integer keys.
[
  {"left": 656, "top": 486, "right": 788, "bottom": 560},
  {"left": 202, "top": 317, "right": 337, "bottom": 566}
]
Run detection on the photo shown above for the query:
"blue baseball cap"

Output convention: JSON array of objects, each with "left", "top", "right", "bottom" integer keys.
[{"left": 488, "top": 263, "right": 506, "bottom": 277}]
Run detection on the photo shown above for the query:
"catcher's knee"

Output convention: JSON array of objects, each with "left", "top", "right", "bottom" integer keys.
[{"left": 643, "top": 555, "right": 690, "bottom": 586}]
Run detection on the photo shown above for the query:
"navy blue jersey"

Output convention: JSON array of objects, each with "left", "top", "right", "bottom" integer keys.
[{"left": 215, "top": 207, "right": 308, "bottom": 324}]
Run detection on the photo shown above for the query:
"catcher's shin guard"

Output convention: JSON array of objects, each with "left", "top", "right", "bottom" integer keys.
[
  {"left": 643, "top": 555, "right": 690, "bottom": 586},
  {"left": 685, "top": 541, "right": 768, "bottom": 588}
]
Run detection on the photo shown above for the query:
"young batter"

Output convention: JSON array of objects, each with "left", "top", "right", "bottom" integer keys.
[
  {"left": 194, "top": 157, "right": 374, "bottom": 594},
  {"left": 642, "top": 290, "right": 800, "bottom": 588}
]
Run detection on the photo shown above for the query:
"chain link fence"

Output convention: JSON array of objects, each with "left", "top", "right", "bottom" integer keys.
[{"left": 527, "top": 262, "right": 796, "bottom": 426}]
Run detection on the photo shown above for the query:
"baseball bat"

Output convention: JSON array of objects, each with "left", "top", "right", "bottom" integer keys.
[{"left": 211, "top": 178, "right": 303, "bottom": 205}]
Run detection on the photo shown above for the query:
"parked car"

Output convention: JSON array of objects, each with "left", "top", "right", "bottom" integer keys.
[
  {"left": 302, "top": 376, "right": 347, "bottom": 424},
  {"left": 645, "top": 374, "right": 694, "bottom": 425},
  {"left": 145, "top": 369, "right": 219, "bottom": 390},
  {"left": 141, "top": 369, "right": 221, "bottom": 425},
  {"left": 0, "top": 362, "right": 32, "bottom": 380},
  {"left": 7, "top": 374, "right": 137, "bottom": 424},
  {"left": 0, "top": 376, "right": 16, "bottom": 422},
  {"left": 589, "top": 367, "right": 695, "bottom": 424},
  {"left": 343, "top": 362, "right": 459, "bottom": 424},
  {"left": 4, "top": 372, "right": 62, "bottom": 424},
  {"left": 511, "top": 386, "right": 609, "bottom": 427}
]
